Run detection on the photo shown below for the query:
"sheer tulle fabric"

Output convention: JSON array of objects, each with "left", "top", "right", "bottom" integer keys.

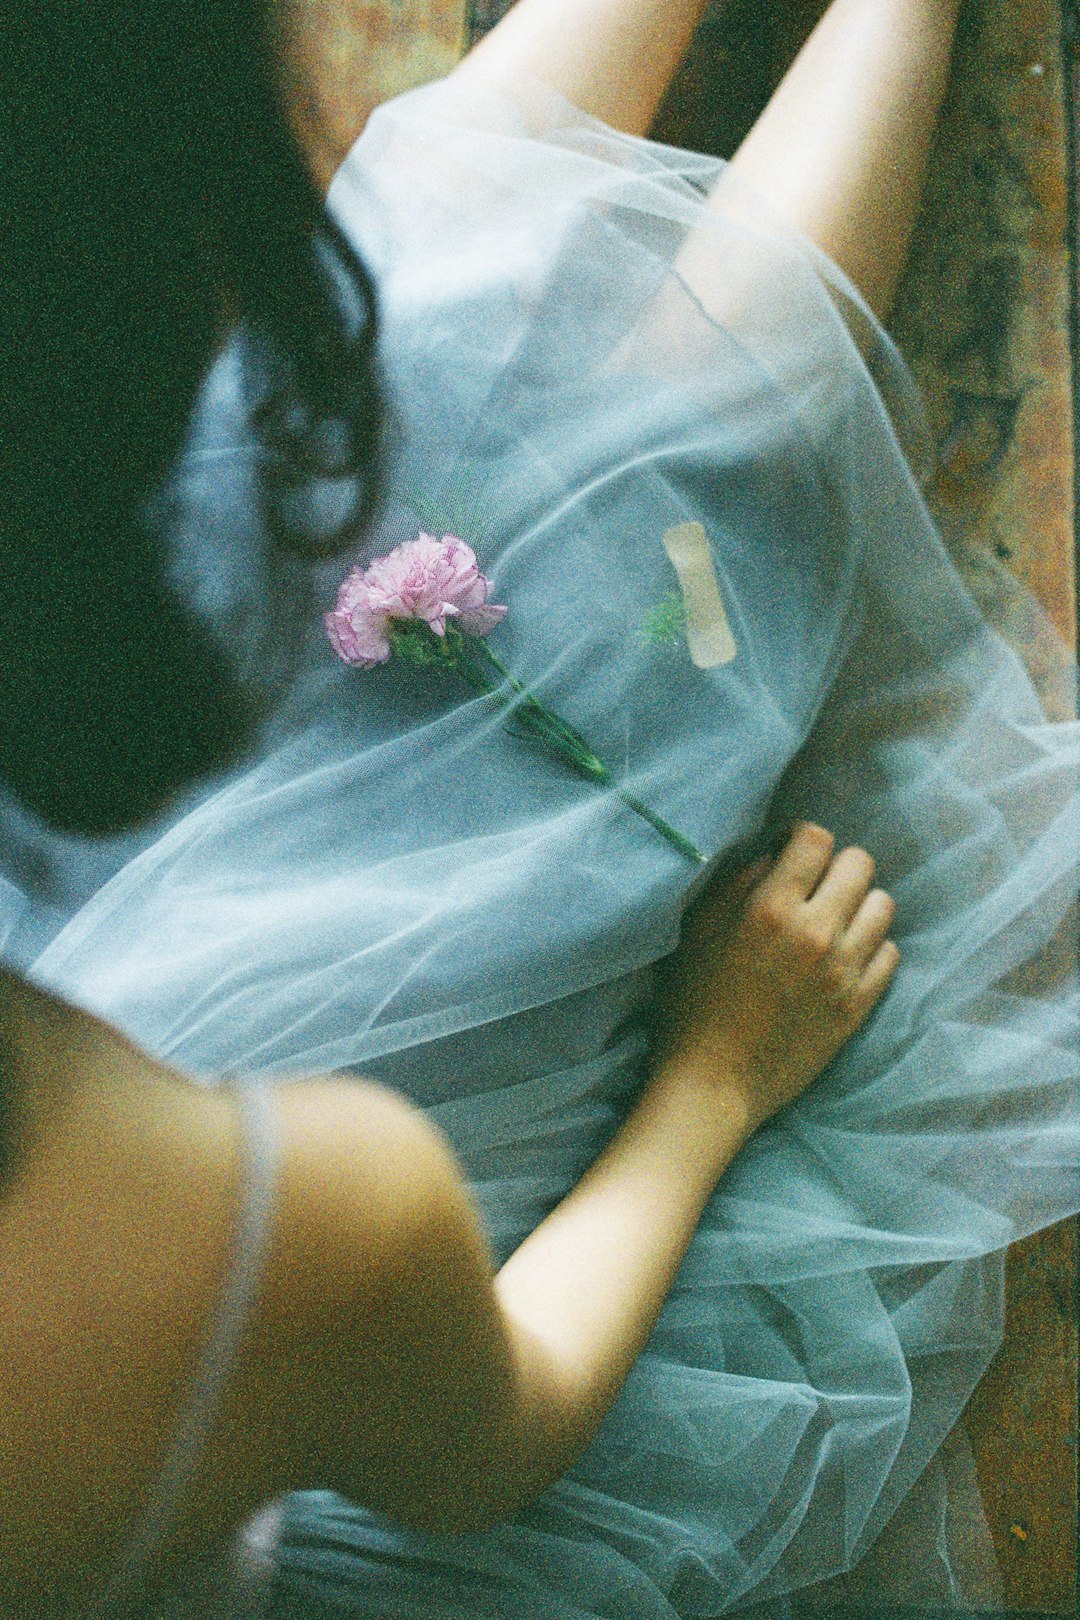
[{"left": 6, "top": 74, "right": 1079, "bottom": 1615}]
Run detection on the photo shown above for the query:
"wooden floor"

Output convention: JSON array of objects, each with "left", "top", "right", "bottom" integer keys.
[{"left": 274, "top": 1, "right": 1079, "bottom": 1612}]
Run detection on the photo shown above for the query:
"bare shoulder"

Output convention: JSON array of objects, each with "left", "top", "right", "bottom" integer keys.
[
  {"left": 0, "top": 977, "right": 508, "bottom": 1615},
  {"left": 268, "top": 1065, "right": 470, "bottom": 1302},
  {"left": 190, "top": 1069, "right": 517, "bottom": 1537}
]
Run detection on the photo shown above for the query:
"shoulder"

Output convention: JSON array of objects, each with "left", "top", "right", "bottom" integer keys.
[
  {"left": 0, "top": 970, "right": 462, "bottom": 1318},
  {"left": 0, "top": 976, "right": 483, "bottom": 1615},
  {"left": 264, "top": 1069, "right": 484, "bottom": 1327},
  {"left": 0, "top": 973, "right": 260, "bottom": 1614}
]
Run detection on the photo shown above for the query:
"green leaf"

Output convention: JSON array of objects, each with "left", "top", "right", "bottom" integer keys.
[
  {"left": 389, "top": 620, "right": 457, "bottom": 668},
  {"left": 640, "top": 592, "right": 687, "bottom": 645}
]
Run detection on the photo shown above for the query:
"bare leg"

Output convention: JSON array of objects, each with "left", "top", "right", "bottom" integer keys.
[
  {"left": 446, "top": 0, "right": 712, "bottom": 137},
  {"left": 694, "top": 0, "right": 964, "bottom": 323},
  {"left": 449, "top": 0, "right": 960, "bottom": 326},
  {"left": 438, "top": 0, "right": 960, "bottom": 335}
]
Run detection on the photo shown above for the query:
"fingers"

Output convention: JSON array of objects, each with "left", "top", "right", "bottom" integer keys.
[
  {"left": 859, "top": 937, "right": 901, "bottom": 999},
  {"left": 804, "top": 843, "right": 876, "bottom": 928},
  {"left": 761, "top": 821, "right": 899, "bottom": 966},
  {"left": 841, "top": 887, "right": 897, "bottom": 969},
  {"left": 762, "top": 821, "right": 836, "bottom": 902}
]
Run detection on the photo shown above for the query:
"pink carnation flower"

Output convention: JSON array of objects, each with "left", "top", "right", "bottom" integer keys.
[
  {"left": 325, "top": 533, "right": 508, "bottom": 668},
  {"left": 324, "top": 530, "right": 705, "bottom": 863}
]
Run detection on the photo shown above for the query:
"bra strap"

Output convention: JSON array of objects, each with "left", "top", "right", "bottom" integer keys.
[{"left": 86, "top": 1072, "right": 280, "bottom": 1616}]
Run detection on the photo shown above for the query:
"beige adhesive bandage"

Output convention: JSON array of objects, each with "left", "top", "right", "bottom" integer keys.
[{"left": 660, "top": 522, "right": 737, "bottom": 669}]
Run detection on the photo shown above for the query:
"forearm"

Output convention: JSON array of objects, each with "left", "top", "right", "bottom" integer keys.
[
  {"left": 481, "top": 1057, "right": 752, "bottom": 1518},
  {"left": 449, "top": 0, "right": 713, "bottom": 137}
]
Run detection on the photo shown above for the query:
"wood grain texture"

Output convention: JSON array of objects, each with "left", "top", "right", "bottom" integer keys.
[
  {"left": 272, "top": 0, "right": 467, "bottom": 192},
  {"left": 882, "top": 4, "right": 1077, "bottom": 1610}
]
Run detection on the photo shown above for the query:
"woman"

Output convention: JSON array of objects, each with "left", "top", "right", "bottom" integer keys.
[{"left": 1, "top": 0, "right": 1076, "bottom": 1615}]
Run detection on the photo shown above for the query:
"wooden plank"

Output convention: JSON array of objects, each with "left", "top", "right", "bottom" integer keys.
[
  {"left": 881, "top": 2, "right": 1078, "bottom": 1610},
  {"left": 271, "top": 0, "right": 468, "bottom": 193}
]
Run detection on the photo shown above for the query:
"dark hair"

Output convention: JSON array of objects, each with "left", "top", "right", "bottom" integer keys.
[{"left": 0, "top": 1, "right": 384, "bottom": 837}]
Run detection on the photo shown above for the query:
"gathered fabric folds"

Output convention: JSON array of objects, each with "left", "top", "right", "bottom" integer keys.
[{"left": 9, "top": 72, "right": 1080, "bottom": 1616}]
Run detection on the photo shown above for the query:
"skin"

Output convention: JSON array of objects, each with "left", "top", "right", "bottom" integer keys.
[
  {"left": 0, "top": 3, "right": 961, "bottom": 1612},
  {"left": 655, "top": 828, "right": 899, "bottom": 1134}
]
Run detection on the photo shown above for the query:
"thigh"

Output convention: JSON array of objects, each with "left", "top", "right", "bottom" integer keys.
[
  {"left": 675, "top": 0, "right": 962, "bottom": 327},
  {"left": 444, "top": 0, "right": 708, "bottom": 137}
]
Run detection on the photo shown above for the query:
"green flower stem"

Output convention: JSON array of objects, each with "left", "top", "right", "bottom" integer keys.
[
  {"left": 455, "top": 633, "right": 706, "bottom": 866},
  {"left": 611, "top": 787, "right": 708, "bottom": 866}
]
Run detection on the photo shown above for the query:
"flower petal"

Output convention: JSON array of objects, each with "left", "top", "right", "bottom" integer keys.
[
  {"left": 325, "top": 607, "right": 362, "bottom": 664},
  {"left": 329, "top": 533, "right": 504, "bottom": 660}
]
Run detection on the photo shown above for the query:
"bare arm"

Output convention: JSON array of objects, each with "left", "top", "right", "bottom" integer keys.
[
  {"left": 280, "top": 819, "right": 897, "bottom": 1530},
  {"left": 487, "top": 1055, "right": 754, "bottom": 1512},
  {"left": 0, "top": 1001, "right": 752, "bottom": 1617},
  {"left": 0, "top": 822, "right": 896, "bottom": 1610},
  {"left": 213, "top": 1057, "right": 755, "bottom": 1539}
]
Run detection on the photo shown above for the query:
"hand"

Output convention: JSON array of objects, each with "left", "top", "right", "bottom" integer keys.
[{"left": 653, "top": 821, "right": 900, "bottom": 1134}]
